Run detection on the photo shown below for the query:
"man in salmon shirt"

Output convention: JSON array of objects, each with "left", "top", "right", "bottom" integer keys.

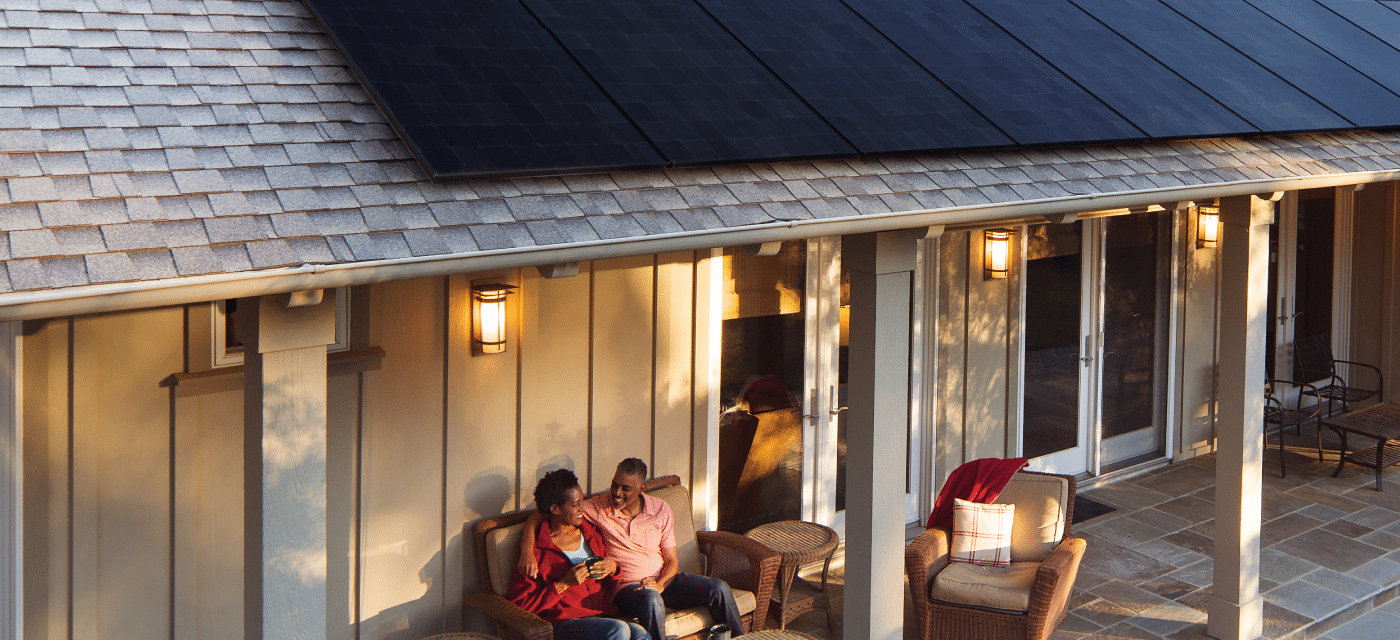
[{"left": 520, "top": 458, "right": 745, "bottom": 639}]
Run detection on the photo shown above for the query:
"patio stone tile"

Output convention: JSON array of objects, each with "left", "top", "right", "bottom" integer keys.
[
  {"left": 1167, "top": 559, "right": 1214, "bottom": 588},
  {"left": 1260, "top": 489, "right": 1316, "bottom": 521},
  {"left": 1129, "top": 601, "right": 1202, "bottom": 638},
  {"left": 1358, "top": 530, "right": 1400, "bottom": 549},
  {"left": 1343, "top": 485, "right": 1400, "bottom": 514},
  {"left": 1173, "top": 587, "right": 1211, "bottom": 615},
  {"left": 1190, "top": 485, "right": 1215, "bottom": 503},
  {"left": 1261, "top": 512, "right": 1325, "bottom": 548},
  {"left": 1132, "top": 539, "right": 1207, "bottom": 568},
  {"left": 1083, "top": 515, "right": 1170, "bottom": 548},
  {"left": 1137, "top": 576, "right": 1200, "bottom": 601},
  {"left": 1051, "top": 631, "right": 1089, "bottom": 640},
  {"left": 1076, "top": 564, "right": 1117, "bottom": 591},
  {"left": 1162, "top": 622, "right": 1210, "bottom": 640},
  {"left": 1305, "top": 567, "right": 1383, "bottom": 600},
  {"left": 1126, "top": 508, "right": 1193, "bottom": 535},
  {"left": 1060, "top": 611, "right": 1106, "bottom": 634},
  {"left": 1381, "top": 596, "right": 1400, "bottom": 614},
  {"left": 1263, "top": 578, "right": 1354, "bottom": 620},
  {"left": 1129, "top": 466, "right": 1214, "bottom": 497},
  {"left": 1347, "top": 557, "right": 1400, "bottom": 587},
  {"left": 1086, "top": 482, "right": 1173, "bottom": 511},
  {"left": 1162, "top": 530, "right": 1213, "bottom": 557},
  {"left": 1071, "top": 587, "right": 1103, "bottom": 610},
  {"left": 1344, "top": 505, "right": 1400, "bottom": 530},
  {"left": 1300, "top": 503, "right": 1349, "bottom": 522},
  {"left": 1081, "top": 536, "right": 1178, "bottom": 584},
  {"left": 1084, "top": 620, "right": 1164, "bottom": 640},
  {"left": 1152, "top": 496, "right": 1215, "bottom": 523},
  {"left": 1289, "top": 485, "right": 1369, "bottom": 513},
  {"left": 1090, "top": 580, "right": 1173, "bottom": 614},
  {"left": 1317, "top": 608, "right": 1400, "bottom": 640},
  {"left": 1323, "top": 518, "right": 1375, "bottom": 538},
  {"left": 1262, "top": 601, "right": 1314, "bottom": 639},
  {"left": 1074, "top": 597, "right": 1137, "bottom": 628},
  {"left": 1187, "top": 519, "right": 1214, "bottom": 539},
  {"left": 1272, "top": 528, "right": 1388, "bottom": 573},
  {"left": 1383, "top": 519, "right": 1400, "bottom": 537}
]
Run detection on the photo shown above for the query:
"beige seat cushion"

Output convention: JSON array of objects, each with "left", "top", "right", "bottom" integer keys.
[
  {"left": 485, "top": 522, "right": 527, "bottom": 596},
  {"left": 992, "top": 472, "right": 1069, "bottom": 563},
  {"left": 648, "top": 483, "right": 703, "bottom": 575},
  {"left": 930, "top": 561, "right": 1039, "bottom": 612},
  {"left": 662, "top": 588, "right": 756, "bottom": 637}
]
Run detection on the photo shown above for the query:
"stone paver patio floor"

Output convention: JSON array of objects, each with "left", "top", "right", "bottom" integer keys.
[{"left": 776, "top": 422, "right": 1400, "bottom": 640}]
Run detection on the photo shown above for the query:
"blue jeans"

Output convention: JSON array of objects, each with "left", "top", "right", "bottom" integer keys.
[
  {"left": 555, "top": 616, "right": 650, "bottom": 640},
  {"left": 613, "top": 573, "right": 744, "bottom": 640}
]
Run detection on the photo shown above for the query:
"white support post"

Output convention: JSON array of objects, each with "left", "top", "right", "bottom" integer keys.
[
  {"left": 843, "top": 231, "right": 914, "bottom": 640},
  {"left": 1208, "top": 196, "right": 1271, "bottom": 640},
  {"left": 242, "top": 291, "right": 337, "bottom": 640},
  {"left": 0, "top": 322, "right": 19, "bottom": 640}
]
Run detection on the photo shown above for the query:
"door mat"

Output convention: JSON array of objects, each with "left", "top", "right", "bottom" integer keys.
[{"left": 1072, "top": 496, "right": 1116, "bottom": 524}]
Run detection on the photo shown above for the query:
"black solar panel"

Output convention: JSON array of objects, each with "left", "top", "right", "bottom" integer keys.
[
  {"left": 1073, "top": 0, "right": 1348, "bottom": 132},
  {"left": 303, "top": 0, "right": 663, "bottom": 178},
  {"left": 1160, "top": 0, "right": 1400, "bottom": 128},
  {"left": 1248, "top": 0, "right": 1400, "bottom": 96},
  {"left": 520, "top": 0, "right": 854, "bottom": 165},
  {"left": 695, "top": 0, "right": 1012, "bottom": 152},
  {"left": 1318, "top": 0, "right": 1400, "bottom": 45},
  {"left": 843, "top": 0, "right": 1143, "bottom": 146},
  {"left": 967, "top": 0, "right": 1253, "bottom": 139}
]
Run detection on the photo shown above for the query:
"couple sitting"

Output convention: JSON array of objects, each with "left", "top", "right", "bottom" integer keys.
[{"left": 508, "top": 458, "right": 746, "bottom": 640}]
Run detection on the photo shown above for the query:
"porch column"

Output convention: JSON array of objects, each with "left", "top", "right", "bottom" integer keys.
[
  {"left": 844, "top": 231, "right": 914, "bottom": 640},
  {"left": 241, "top": 290, "right": 337, "bottom": 640},
  {"left": 0, "top": 322, "right": 18, "bottom": 640},
  {"left": 1208, "top": 195, "right": 1272, "bottom": 640}
]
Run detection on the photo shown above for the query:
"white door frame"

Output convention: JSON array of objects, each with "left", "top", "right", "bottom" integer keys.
[{"left": 803, "top": 237, "right": 843, "bottom": 530}]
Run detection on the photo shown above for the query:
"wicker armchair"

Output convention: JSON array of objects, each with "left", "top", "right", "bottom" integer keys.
[
  {"left": 465, "top": 475, "right": 780, "bottom": 640},
  {"left": 1295, "top": 334, "right": 1382, "bottom": 418},
  {"left": 906, "top": 471, "right": 1085, "bottom": 640}
]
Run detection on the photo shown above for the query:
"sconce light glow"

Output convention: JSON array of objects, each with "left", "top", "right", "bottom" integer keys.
[
  {"left": 984, "top": 229, "right": 1012, "bottom": 280},
  {"left": 471, "top": 283, "right": 517, "bottom": 355},
  {"left": 1196, "top": 205, "right": 1220, "bottom": 249}
]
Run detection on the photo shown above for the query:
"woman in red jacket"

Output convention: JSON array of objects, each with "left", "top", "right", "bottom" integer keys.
[{"left": 508, "top": 469, "right": 650, "bottom": 640}]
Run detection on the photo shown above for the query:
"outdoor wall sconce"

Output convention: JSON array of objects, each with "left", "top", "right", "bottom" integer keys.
[
  {"left": 471, "top": 283, "right": 517, "bottom": 355},
  {"left": 984, "top": 229, "right": 1013, "bottom": 280},
  {"left": 1196, "top": 205, "right": 1220, "bottom": 249}
]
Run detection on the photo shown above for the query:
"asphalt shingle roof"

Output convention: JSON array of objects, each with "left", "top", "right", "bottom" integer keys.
[{"left": 3, "top": 0, "right": 1400, "bottom": 296}]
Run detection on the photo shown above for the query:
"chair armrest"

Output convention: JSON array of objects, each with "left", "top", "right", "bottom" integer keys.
[
  {"left": 1027, "top": 537, "right": 1087, "bottom": 640},
  {"left": 463, "top": 590, "right": 554, "bottom": 640},
  {"left": 905, "top": 528, "right": 950, "bottom": 640},
  {"left": 1334, "top": 360, "right": 1384, "bottom": 392},
  {"left": 697, "top": 530, "right": 781, "bottom": 632}
]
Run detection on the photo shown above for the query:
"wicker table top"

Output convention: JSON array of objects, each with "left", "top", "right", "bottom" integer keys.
[
  {"left": 744, "top": 520, "right": 839, "bottom": 565},
  {"left": 739, "top": 631, "right": 821, "bottom": 640},
  {"left": 420, "top": 633, "right": 500, "bottom": 640},
  {"left": 1322, "top": 402, "right": 1400, "bottom": 440}
]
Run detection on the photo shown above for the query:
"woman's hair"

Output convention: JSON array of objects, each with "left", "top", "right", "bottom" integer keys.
[{"left": 534, "top": 468, "right": 580, "bottom": 517}]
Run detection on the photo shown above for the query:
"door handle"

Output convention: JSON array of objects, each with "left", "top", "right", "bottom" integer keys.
[
  {"left": 1081, "top": 356, "right": 1094, "bottom": 362},
  {"left": 803, "top": 388, "right": 819, "bottom": 425},
  {"left": 828, "top": 385, "right": 847, "bottom": 416}
]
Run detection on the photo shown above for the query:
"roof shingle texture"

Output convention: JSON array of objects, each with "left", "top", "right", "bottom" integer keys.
[{"left": 2, "top": 0, "right": 1400, "bottom": 293}]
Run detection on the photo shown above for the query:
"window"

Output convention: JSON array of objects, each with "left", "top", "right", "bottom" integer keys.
[{"left": 212, "top": 288, "right": 351, "bottom": 367}]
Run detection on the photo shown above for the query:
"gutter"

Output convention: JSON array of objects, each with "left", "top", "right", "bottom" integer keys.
[{"left": 0, "top": 168, "right": 1394, "bottom": 322}]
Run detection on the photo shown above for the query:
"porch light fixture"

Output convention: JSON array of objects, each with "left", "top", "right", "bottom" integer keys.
[
  {"left": 1196, "top": 205, "right": 1220, "bottom": 249},
  {"left": 471, "top": 283, "right": 517, "bottom": 355},
  {"left": 984, "top": 228, "right": 1013, "bottom": 280}
]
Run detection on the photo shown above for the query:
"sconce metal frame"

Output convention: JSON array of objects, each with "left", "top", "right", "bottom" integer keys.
[
  {"left": 1196, "top": 205, "right": 1220, "bottom": 249},
  {"left": 984, "top": 228, "right": 1013, "bottom": 280},
  {"left": 471, "top": 283, "right": 517, "bottom": 355}
]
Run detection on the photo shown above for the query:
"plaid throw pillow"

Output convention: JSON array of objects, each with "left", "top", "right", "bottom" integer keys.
[{"left": 950, "top": 498, "right": 1015, "bottom": 568}]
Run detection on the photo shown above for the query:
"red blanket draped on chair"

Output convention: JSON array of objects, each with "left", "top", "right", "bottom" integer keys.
[{"left": 925, "top": 457, "right": 1028, "bottom": 529}]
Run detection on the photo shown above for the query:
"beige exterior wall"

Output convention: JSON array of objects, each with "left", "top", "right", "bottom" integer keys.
[{"left": 19, "top": 252, "right": 708, "bottom": 640}]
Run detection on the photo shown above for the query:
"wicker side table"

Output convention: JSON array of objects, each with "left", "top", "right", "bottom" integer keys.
[
  {"left": 421, "top": 633, "right": 501, "bottom": 640},
  {"left": 744, "top": 520, "right": 839, "bottom": 630},
  {"left": 739, "top": 631, "right": 821, "bottom": 640}
]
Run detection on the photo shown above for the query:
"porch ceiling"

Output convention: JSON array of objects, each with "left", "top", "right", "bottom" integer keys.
[{"left": 5, "top": 0, "right": 1400, "bottom": 319}]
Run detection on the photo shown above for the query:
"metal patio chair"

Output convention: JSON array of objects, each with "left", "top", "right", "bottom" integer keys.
[
  {"left": 1265, "top": 379, "right": 1323, "bottom": 478},
  {"left": 1294, "top": 334, "right": 1382, "bottom": 418}
]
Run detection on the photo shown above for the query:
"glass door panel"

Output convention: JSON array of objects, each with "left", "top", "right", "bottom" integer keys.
[
  {"left": 1023, "top": 222, "right": 1089, "bottom": 473},
  {"left": 717, "top": 241, "right": 807, "bottom": 531},
  {"left": 1100, "top": 212, "right": 1169, "bottom": 466}
]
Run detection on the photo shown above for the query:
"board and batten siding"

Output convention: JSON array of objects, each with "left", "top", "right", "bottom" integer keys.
[{"left": 18, "top": 251, "right": 711, "bottom": 640}]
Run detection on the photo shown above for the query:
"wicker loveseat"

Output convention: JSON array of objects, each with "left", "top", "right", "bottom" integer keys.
[
  {"left": 465, "top": 475, "right": 780, "bottom": 640},
  {"left": 905, "top": 470, "right": 1086, "bottom": 640}
]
